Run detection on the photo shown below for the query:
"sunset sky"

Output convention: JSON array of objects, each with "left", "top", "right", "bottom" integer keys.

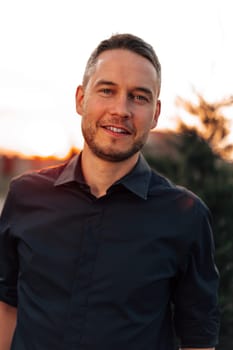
[{"left": 0, "top": 0, "right": 233, "bottom": 157}]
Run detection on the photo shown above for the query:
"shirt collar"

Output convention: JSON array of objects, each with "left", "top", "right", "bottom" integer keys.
[
  {"left": 54, "top": 153, "right": 152, "bottom": 200},
  {"left": 54, "top": 153, "right": 84, "bottom": 186},
  {"left": 114, "top": 154, "right": 151, "bottom": 200}
]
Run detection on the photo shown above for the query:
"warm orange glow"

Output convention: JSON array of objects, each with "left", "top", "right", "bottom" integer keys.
[{"left": 1, "top": 120, "right": 73, "bottom": 159}]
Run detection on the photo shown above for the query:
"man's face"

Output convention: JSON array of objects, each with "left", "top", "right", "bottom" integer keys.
[{"left": 76, "top": 49, "right": 161, "bottom": 162}]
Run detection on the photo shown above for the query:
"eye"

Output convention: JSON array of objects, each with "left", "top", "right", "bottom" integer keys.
[
  {"left": 129, "top": 93, "right": 149, "bottom": 103},
  {"left": 100, "top": 88, "right": 112, "bottom": 95},
  {"left": 135, "top": 95, "right": 148, "bottom": 101}
]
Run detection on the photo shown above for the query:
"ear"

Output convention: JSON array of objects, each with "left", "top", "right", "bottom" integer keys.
[
  {"left": 75, "top": 85, "right": 85, "bottom": 115},
  {"left": 151, "top": 100, "right": 161, "bottom": 129}
]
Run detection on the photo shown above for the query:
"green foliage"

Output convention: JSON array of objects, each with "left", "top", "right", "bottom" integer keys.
[{"left": 143, "top": 94, "right": 233, "bottom": 349}]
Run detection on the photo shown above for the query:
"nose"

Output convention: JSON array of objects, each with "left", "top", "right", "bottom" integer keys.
[{"left": 110, "top": 93, "right": 132, "bottom": 118}]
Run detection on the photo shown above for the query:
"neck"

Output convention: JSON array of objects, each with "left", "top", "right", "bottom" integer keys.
[{"left": 81, "top": 147, "right": 139, "bottom": 198}]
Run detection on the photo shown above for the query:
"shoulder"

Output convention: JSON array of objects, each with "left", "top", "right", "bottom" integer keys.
[
  {"left": 1, "top": 160, "right": 72, "bottom": 225},
  {"left": 148, "top": 168, "right": 209, "bottom": 216},
  {"left": 9, "top": 161, "right": 68, "bottom": 197}
]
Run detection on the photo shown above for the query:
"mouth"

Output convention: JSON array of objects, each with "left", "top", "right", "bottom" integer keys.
[{"left": 102, "top": 125, "right": 132, "bottom": 135}]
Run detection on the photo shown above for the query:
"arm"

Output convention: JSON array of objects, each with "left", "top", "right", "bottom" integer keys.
[
  {"left": 0, "top": 301, "right": 17, "bottom": 350},
  {"left": 173, "top": 201, "right": 220, "bottom": 349}
]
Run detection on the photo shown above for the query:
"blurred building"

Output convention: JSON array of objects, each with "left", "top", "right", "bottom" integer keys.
[{"left": 143, "top": 130, "right": 181, "bottom": 159}]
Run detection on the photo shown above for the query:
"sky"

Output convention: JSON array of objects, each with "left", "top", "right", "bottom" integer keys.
[{"left": 0, "top": 0, "right": 233, "bottom": 157}]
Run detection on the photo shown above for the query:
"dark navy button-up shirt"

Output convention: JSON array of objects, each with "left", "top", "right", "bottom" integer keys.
[{"left": 0, "top": 154, "right": 219, "bottom": 349}]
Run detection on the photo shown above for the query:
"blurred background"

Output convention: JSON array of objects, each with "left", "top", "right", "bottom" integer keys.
[{"left": 0, "top": 0, "right": 232, "bottom": 348}]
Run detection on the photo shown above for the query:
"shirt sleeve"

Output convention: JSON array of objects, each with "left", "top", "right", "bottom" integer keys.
[
  {"left": 172, "top": 200, "right": 220, "bottom": 348},
  {"left": 0, "top": 183, "right": 18, "bottom": 307}
]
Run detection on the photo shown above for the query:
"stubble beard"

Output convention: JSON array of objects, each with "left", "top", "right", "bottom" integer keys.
[{"left": 82, "top": 123, "right": 148, "bottom": 162}]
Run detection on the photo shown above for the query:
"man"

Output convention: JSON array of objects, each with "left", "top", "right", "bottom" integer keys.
[{"left": 0, "top": 33, "right": 219, "bottom": 349}]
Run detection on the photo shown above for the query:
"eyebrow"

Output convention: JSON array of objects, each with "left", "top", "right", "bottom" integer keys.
[
  {"left": 94, "top": 80, "right": 117, "bottom": 88},
  {"left": 95, "top": 79, "right": 154, "bottom": 98},
  {"left": 134, "top": 86, "right": 154, "bottom": 99}
]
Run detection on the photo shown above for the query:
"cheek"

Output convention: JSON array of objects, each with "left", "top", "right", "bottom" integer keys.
[
  {"left": 83, "top": 97, "right": 106, "bottom": 118},
  {"left": 150, "top": 117, "right": 157, "bottom": 129},
  {"left": 136, "top": 112, "right": 156, "bottom": 132}
]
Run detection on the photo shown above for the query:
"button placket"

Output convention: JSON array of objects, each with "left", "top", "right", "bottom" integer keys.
[{"left": 63, "top": 202, "right": 104, "bottom": 347}]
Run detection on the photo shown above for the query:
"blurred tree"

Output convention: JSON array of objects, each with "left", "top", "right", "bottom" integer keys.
[
  {"left": 143, "top": 93, "right": 233, "bottom": 350},
  {"left": 176, "top": 93, "right": 233, "bottom": 160}
]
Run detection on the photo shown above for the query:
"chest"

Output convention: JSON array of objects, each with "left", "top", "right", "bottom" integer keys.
[{"left": 14, "top": 196, "right": 191, "bottom": 302}]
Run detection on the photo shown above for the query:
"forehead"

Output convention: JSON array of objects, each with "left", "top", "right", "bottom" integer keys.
[{"left": 89, "top": 49, "right": 159, "bottom": 89}]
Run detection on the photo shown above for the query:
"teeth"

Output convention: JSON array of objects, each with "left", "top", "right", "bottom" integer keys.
[{"left": 106, "top": 126, "right": 128, "bottom": 134}]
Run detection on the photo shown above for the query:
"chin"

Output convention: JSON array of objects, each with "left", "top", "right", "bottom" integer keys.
[{"left": 92, "top": 146, "right": 142, "bottom": 163}]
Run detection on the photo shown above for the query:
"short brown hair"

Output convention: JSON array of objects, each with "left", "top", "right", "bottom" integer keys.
[{"left": 82, "top": 33, "right": 161, "bottom": 91}]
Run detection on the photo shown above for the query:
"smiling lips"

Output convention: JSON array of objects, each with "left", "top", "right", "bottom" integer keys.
[{"left": 102, "top": 125, "right": 132, "bottom": 135}]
